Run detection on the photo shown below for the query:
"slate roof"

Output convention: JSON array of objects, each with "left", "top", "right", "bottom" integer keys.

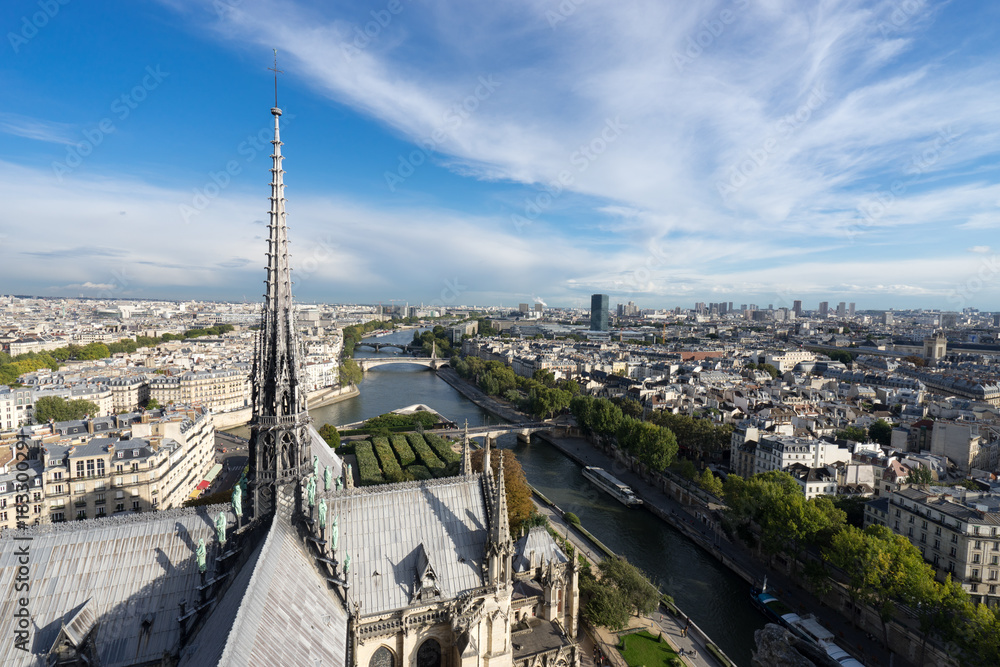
[
  {"left": 513, "top": 526, "right": 568, "bottom": 573},
  {"left": 0, "top": 504, "right": 236, "bottom": 667},
  {"left": 195, "top": 517, "right": 349, "bottom": 667},
  {"left": 323, "top": 474, "right": 489, "bottom": 616}
]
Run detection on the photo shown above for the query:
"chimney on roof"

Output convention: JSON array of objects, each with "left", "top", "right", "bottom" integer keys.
[{"left": 86, "top": 417, "right": 94, "bottom": 435}]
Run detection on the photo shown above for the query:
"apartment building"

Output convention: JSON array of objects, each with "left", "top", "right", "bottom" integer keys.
[
  {"left": 0, "top": 385, "right": 33, "bottom": 430},
  {"left": 149, "top": 368, "right": 248, "bottom": 413},
  {"left": 26, "top": 406, "right": 215, "bottom": 525},
  {"left": 108, "top": 375, "right": 151, "bottom": 413},
  {"left": 881, "top": 486, "right": 1000, "bottom": 607},
  {"left": 0, "top": 446, "right": 45, "bottom": 531},
  {"left": 754, "top": 435, "right": 852, "bottom": 476}
]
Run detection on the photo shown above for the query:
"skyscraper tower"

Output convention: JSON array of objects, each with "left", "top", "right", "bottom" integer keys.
[
  {"left": 591, "top": 293, "right": 609, "bottom": 331},
  {"left": 247, "top": 91, "right": 313, "bottom": 522}
]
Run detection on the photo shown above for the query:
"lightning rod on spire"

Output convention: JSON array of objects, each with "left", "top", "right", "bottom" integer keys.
[{"left": 268, "top": 48, "right": 283, "bottom": 109}]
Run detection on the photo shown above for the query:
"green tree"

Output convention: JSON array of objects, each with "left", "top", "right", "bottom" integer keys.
[
  {"left": 676, "top": 458, "right": 697, "bottom": 481},
  {"left": 698, "top": 468, "right": 724, "bottom": 496},
  {"left": 905, "top": 465, "right": 935, "bottom": 485},
  {"left": 34, "top": 396, "right": 100, "bottom": 423},
  {"left": 145, "top": 398, "right": 161, "bottom": 410},
  {"left": 868, "top": 419, "right": 894, "bottom": 447},
  {"left": 581, "top": 557, "right": 660, "bottom": 630},
  {"left": 318, "top": 423, "right": 341, "bottom": 448},
  {"left": 825, "top": 524, "right": 935, "bottom": 642},
  {"left": 836, "top": 425, "right": 867, "bottom": 442},
  {"left": 339, "top": 358, "right": 363, "bottom": 386}
]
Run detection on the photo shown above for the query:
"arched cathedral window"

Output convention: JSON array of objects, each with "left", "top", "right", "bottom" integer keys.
[
  {"left": 416, "top": 638, "right": 441, "bottom": 667},
  {"left": 370, "top": 646, "right": 394, "bottom": 667}
]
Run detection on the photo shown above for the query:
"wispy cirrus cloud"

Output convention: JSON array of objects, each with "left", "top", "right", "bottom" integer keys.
[{"left": 0, "top": 113, "right": 77, "bottom": 145}]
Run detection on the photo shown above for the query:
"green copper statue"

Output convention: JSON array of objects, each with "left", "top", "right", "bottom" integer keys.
[
  {"left": 318, "top": 499, "right": 327, "bottom": 530},
  {"left": 324, "top": 465, "right": 333, "bottom": 492},
  {"left": 306, "top": 474, "right": 317, "bottom": 508},
  {"left": 231, "top": 484, "right": 243, "bottom": 520},
  {"left": 215, "top": 511, "right": 227, "bottom": 545},
  {"left": 313, "top": 455, "right": 319, "bottom": 479},
  {"left": 335, "top": 474, "right": 343, "bottom": 491},
  {"left": 331, "top": 515, "right": 339, "bottom": 551},
  {"left": 196, "top": 538, "right": 207, "bottom": 574},
  {"left": 343, "top": 554, "right": 351, "bottom": 576}
]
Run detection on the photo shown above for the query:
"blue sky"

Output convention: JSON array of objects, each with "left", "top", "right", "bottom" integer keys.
[{"left": 1, "top": 0, "right": 999, "bottom": 311}]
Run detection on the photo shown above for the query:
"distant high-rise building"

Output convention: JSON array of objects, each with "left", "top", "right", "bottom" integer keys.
[
  {"left": 518, "top": 303, "right": 530, "bottom": 313},
  {"left": 793, "top": 300, "right": 802, "bottom": 317},
  {"left": 883, "top": 312, "right": 894, "bottom": 326},
  {"left": 836, "top": 302, "right": 846, "bottom": 318},
  {"left": 728, "top": 301, "right": 733, "bottom": 313},
  {"left": 591, "top": 294, "right": 609, "bottom": 331},
  {"left": 533, "top": 303, "right": 543, "bottom": 313},
  {"left": 941, "top": 312, "right": 958, "bottom": 328},
  {"left": 617, "top": 301, "right": 639, "bottom": 317},
  {"left": 819, "top": 301, "right": 829, "bottom": 318},
  {"left": 848, "top": 302, "right": 856, "bottom": 317},
  {"left": 994, "top": 313, "right": 1000, "bottom": 327}
]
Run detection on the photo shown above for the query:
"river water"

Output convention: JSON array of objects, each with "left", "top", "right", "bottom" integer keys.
[{"left": 234, "top": 328, "right": 762, "bottom": 664}]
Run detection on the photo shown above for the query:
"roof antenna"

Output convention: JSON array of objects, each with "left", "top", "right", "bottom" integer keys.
[{"left": 268, "top": 48, "right": 283, "bottom": 109}]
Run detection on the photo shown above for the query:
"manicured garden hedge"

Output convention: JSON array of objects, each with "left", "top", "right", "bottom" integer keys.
[
  {"left": 423, "top": 432, "right": 461, "bottom": 463},
  {"left": 390, "top": 434, "right": 416, "bottom": 467},
  {"left": 407, "top": 465, "right": 434, "bottom": 481},
  {"left": 406, "top": 433, "right": 445, "bottom": 476},
  {"left": 372, "top": 436, "right": 403, "bottom": 479},
  {"left": 355, "top": 440, "right": 385, "bottom": 485}
]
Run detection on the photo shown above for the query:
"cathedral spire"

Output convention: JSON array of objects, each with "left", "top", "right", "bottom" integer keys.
[
  {"left": 493, "top": 451, "right": 511, "bottom": 547},
  {"left": 462, "top": 420, "right": 472, "bottom": 476},
  {"left": 247, "top": 54, "right": 312, "bottom": 522}
]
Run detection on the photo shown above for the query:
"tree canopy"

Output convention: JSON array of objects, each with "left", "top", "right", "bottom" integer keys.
[
  {"left": 34, "top": 396, "right": 100, "bottom": 423},
  {"left": 580, "top": 557, "right": 660, "bottom": 630}
]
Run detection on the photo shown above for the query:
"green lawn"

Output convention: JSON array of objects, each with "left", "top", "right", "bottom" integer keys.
[{"left": 618, "top": 630, "right": 679, "bottom": 667}]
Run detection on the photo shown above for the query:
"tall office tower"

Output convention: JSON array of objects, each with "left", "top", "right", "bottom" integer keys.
[
  {"left": 740, "top": 304, "right": 747, "bottom": 311},
  {"left": 994, "top": 313, "right": 1000, "bottom": 327},
  {"left": 819, "top": 301, "right": 829, "bottom": 318},
  {"left": 534, "top": 303, "right": 543, "bottom": 313},
  {"left": 590, "top": 294, "right": 610, "bottom": 331},
  {"left": 519, "top": 303, "right": 530, "bottom": 313},
  {"left": 883, "top": 312, "right": 894, "bottom": 326},
  {"left": 836, "top": 302, "right": 846, "bottom": 317},
  {"left": 695, "top": 301, "right": 706, "bottom": 314},
  {"left": 728, "top": 302, "right": 733, "bottom": 313},
  {"left": 793, "top": 300, "right": 802, "bottom": 318},
  {"left": 849, "top": 302, "right": 856, "bottom": 317}
]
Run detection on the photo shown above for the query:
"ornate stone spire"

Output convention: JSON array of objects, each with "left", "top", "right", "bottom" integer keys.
[
  {"left": 486, "top": 450, "right": 513, "bottom": 586},
  {"left": 462, "top": 420, "right": 472, "bottom": 476},
  {"left": 247, "top": 58, "right": 312, "bottom": 522}
]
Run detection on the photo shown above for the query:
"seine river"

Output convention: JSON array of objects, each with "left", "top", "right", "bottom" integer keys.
[{"left": 237, "top": 328, "right": 763, "bottom": 664}]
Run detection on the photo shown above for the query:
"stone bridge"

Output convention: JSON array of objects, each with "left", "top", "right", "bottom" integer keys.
[
  {"left": 354, "top": 342, "right": 415, "bottom": 353},
  {"left": 356, "top": 356, "right": 450, "bottom": 372}
]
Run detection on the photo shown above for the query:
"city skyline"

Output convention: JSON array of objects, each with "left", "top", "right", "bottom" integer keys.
[{"left": 2, "top": 1, "right": 1000, "bottom": 309}]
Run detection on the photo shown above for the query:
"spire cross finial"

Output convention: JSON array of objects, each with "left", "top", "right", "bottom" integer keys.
[{"left": 268, "top": 49, "right": 284, "bottom": 108}]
